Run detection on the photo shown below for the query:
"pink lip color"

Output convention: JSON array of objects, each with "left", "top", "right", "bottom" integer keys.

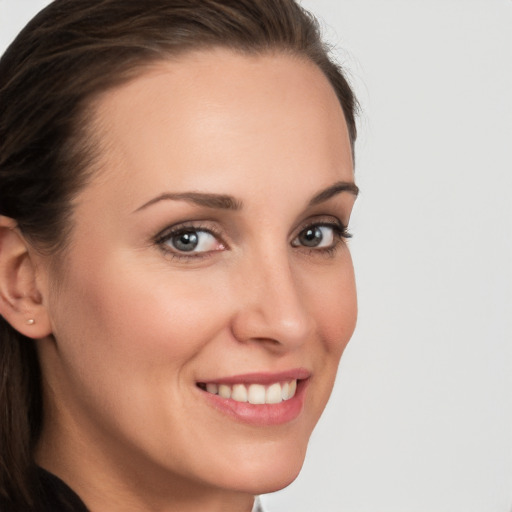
[
  {"left": 200, "top": 368, "right": 311, "bottom": 386},
  {"left": 197, "top": 369, "right": 310, "bottom": 426}
]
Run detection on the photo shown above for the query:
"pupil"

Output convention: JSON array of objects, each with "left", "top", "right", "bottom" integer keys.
[
  {"left": 300, "top": 227, "right": 322, "bottom": 247},
  {"left": 174, "top": 231, "right": 198, "bottom": 251}
]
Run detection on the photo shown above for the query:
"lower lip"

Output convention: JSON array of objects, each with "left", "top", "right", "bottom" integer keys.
[{"left": 199, "top": 380, "right": 308, "bottom": 426}]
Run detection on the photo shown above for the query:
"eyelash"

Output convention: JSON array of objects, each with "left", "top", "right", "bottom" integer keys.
[
  {"left": 154, "top": 222, "right": 224, "bottom": 261},
  {"left": 154, "top": 219, "right": 352, "bottom": 261},
  {"left": 293, "top": 221, "right": 352, "bottom": 259}
]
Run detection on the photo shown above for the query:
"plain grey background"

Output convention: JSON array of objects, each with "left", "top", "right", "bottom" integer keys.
[{"left": 1, "top": 1, "right": 511, "bottom": 511}]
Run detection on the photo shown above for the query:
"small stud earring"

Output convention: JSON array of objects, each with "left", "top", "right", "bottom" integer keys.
[{"left": 26, "top": 318, "right": 35, "bottom": 325}]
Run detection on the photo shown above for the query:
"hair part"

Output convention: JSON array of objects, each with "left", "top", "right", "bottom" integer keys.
[{"left": 0, "top": 0, "right": 358, "bottom": 508}]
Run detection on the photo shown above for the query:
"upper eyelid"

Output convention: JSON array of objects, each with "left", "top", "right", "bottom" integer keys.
[
  {"left": 155, "top": 221, "right": 223, "bottom": 242},
  {"left": 292, "top": 215, "right": 346, "bottom": 235}
]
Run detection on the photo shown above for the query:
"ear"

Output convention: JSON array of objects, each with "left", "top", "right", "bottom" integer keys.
[{"left": 0, "top": 215, "right": 52, "bottom": 339}]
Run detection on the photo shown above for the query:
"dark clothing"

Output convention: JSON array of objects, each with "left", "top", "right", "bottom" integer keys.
[
  {"left": 0, "top": 468, "right": 88, "bottom": 512},
  {"left": 1, "top": 468, "right": 264, "bottom": 511},
  {"left": 36, "top": 468, "right": 89, "bottom": 512}
]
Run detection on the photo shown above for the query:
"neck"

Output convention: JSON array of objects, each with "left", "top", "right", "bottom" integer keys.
[{"left": 36, "top": 410, "right": 256, "bottom": 512}]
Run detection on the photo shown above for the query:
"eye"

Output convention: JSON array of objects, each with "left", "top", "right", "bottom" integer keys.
[
  {"left": 158, "top": 227, "right": 224, "bottom": 255},
  {"left": 293, "top": 225, "right": 334, "bottom": 248},
  {"left": 291, "top": 221, "right": 351, "bottom": 251}
]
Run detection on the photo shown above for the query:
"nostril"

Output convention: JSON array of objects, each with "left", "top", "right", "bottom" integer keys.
[{"left": 252, "top": 337, "right": 281, "bottom": 345}]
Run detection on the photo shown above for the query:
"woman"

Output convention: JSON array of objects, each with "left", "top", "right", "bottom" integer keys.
[{"left": 0, "top": 1, "right": 359, "bottom": 511}]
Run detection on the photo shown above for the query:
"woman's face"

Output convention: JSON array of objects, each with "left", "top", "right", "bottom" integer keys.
[{"left": 37, "top": 49, "right": 357, "bottom": 501}]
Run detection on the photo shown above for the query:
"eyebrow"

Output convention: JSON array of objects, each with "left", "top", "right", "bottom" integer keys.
[
  {"left": 308, "top": 181, "right": 359, "bottom": 206},
  {"left": 134, "top": 191, "right": 243, "bottom": 213},
  {"left": 133, "top": 180, "right": 358, "bottom": 213}
]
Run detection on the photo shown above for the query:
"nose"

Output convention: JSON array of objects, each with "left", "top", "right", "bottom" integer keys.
[{"left": 230, "top": 252, "right": 315, "bottom": 351}]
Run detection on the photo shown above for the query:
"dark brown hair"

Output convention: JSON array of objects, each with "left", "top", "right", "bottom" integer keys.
[{"left": 0, "top": 0, "right": 357, "bottom": 508}]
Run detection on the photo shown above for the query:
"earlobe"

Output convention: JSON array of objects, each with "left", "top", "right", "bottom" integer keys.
[{"left": 0, "top": 215, "right": 52, "bottom": 339}]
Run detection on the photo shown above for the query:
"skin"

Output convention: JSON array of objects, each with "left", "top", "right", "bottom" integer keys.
[{"left": 29, "top": 49, "right": 358, "bottom": 512}]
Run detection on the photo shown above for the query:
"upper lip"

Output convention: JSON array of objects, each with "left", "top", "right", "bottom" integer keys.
[{"left": 197, "top": 368, "right": 311, "bottom": 385}]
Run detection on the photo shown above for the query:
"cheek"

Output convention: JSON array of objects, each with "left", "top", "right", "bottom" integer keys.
[
  {"left": 73, "top": 268, "right": 225, "bottom": 365},
  {"left": 298, "top": 253, "right": 357, "bottom": 410},
  {"left": 44, "top": 254, "right": 236, "bottom": 451},
  {"left": 47, "top": 250, "right": 231, "bottom": 398},
  {"left": 305, "top": 256, "right": 357, "bottom": 359}
]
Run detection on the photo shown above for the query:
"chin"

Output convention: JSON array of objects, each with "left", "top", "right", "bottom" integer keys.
[
  {"left": 250, "top": 466, "right": 303, "bottom": 495},
  {"left": 220, "top": 442, "right": 308, "bottom": 495}
]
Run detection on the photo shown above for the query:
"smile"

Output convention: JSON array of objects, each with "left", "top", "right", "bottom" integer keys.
[
  {"left": 196, "top": 370, "right": 310, "bottom": 425},
  {"left": 197, "top": 380, "right": 298, "bottom": 405}
]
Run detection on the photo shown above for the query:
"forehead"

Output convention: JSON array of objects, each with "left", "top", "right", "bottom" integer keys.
[{"left": 80, "top": 49, "right": 353, "bottom": 209}]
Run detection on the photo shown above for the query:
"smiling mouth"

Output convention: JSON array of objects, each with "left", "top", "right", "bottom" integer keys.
[{"left": 197, "top": 380, "right": 298, "bottom": 405}]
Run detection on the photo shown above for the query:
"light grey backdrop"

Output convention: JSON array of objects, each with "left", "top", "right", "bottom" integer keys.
[{"left": 1, "top": 1, "right": 511, "bottom": 511}]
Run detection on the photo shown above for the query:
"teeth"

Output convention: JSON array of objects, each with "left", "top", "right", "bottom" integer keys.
[
  {"left": 206, "top": 383, "right": 218, "bottom": 395},
  {"left": 281, "top": 381, "right": 290, "bottom": 401},
  {"left": 201, "top": 380, "right": 298, "bottom": 404},
  {"left": 218, "top": 384, "right": 231, "bottom": 399},
  {"left": 266, "top": 383, "right": 283, "bottom": 404},
  {"left": 248, "top": 384, "right": 266, "bottom": 404},
  {"left": 231, "top": 384, "right": 248, "bottom": 402},
  {"left": 289, "top": 379, "right": 297, "bottom": 398}
]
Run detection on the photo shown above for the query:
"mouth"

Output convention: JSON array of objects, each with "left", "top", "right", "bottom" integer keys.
[
  {"left": 195, "top": 370, "right": 310, "bottom": 426},
  {"left": 196, "top": 379, "right": 298, "bottom": 405}
]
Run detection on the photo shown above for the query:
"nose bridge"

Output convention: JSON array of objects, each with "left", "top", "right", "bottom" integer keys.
[{"left": 232, "top": 246, "right": 314, "bottom": 347}]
